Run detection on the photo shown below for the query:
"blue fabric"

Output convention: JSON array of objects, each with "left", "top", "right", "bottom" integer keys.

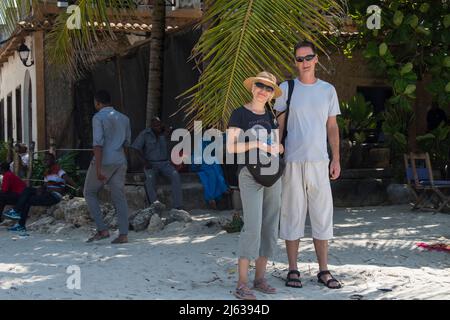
[{"left": 191, "top": 140, "right": 229, "bottom": 202}]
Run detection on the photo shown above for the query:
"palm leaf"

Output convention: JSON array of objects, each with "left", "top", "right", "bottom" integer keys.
[
  {"left": 179, "top": 0, "right": 344, "bottom": 130},
  {"left": 45, "top": 0, "right": 136, "bottom": 78},
  {"left": 0, "top": 0, "right": 36, "bottom": 35}
]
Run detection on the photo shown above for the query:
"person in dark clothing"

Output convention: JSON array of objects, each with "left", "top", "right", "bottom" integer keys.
[
  {"left": 0, "top": 162, "right": 26, "bottom": 219},
  {"left": 3, "top": 152, "right": 77, "bottom": 233},
  {"left": 427, "top": 102, "right": 447, "bottom": 131},
  {"left": 131, "top": 117, "right": 183, "bottom": 209}
]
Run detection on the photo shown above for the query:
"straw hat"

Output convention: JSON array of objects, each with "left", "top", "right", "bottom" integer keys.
[{"left": 243, "top": 71, "right": 282, "bottom": 98}]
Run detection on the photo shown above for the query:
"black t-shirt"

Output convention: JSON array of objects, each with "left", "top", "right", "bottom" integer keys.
[{"left": 227, "top": 106, "right": 278, "bottom": 172}]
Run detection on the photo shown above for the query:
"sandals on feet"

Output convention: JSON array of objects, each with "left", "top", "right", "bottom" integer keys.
[
  {"left": 234, "top": 284, "right": 257, "bottom": 300},
  {"left": 253, "top": 278, "right": 276, "bottom": 294},
  {"left": 111, "top": 236, "right": 128, "bottom": 244},
  {"left": 317, "top": 270, "right": 342, "bottom": 289},
  {"left": 86, "top": 231, "right": 110, "bottom": 243},
  {"left": 285, "top": 270, "right": 303, "bottom": 288}
]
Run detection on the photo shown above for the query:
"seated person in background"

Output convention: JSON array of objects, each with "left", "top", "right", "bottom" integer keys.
[
  {"left": 427, "top": 101, "right": 447, "bottom": 132},
  {"left": 191, "top": 138, "right": 229, "bottom": 210},
  {"left": 0, "top": 162, "right": 26, "bottom": 220},
  {"left": 131, "top": 117, "right": 183, "bottom": 209},
  {"left": 3, "top": 152, "right": 77, "bottom": 232},
  {"left": 9, "top": 144, "right": 29, "bottom": 178}
]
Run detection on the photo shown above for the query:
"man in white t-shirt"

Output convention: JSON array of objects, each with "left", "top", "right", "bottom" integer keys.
[{"left": 274, "top": 40, "right": 342, "bottom": 289}]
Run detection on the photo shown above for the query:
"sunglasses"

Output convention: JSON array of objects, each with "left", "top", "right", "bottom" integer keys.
[
  {"left": 254, "top": 82, "right": 274, "bottom": 93},
  {"left": 295, "top": 54, "right": 316, "bottom": 62}
]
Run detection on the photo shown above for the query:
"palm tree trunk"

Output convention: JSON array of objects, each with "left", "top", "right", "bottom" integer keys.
[{"left": 146, "top": 0, "right": 166, "bottom": 126}]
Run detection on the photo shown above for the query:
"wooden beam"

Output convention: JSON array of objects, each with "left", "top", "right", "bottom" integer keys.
[{"left": 34, "top": 30, "right": 46, "bottom": 150}]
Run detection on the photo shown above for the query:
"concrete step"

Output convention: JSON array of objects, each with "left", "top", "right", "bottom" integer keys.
[
  {"left": 340, "top": 168, "right": 394, "bottom": 179},
  {"left": 126, "top": 171, "right": 200, "bottom": 185},
  {"left": 99, "top": 181, "right": 233, "bottom": 212},
  {"left": 331, "top": 178, "right": 393, "bottom": 207}
]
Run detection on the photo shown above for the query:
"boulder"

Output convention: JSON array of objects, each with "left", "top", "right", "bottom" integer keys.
[
  {"left": 147, "top": 214, "right": 164, "bottom": 233},
  {"left": 167, "top": 209, "right": 192, "bottom": 224},
  {"left": 27, "top": 216, "right": 56, "bottom": 232},
  {"left": 130, "top": 207, "right": 155, "bottom": 231},
  {"left": 61, "top": 197, "right": 92, "bottom": 227}
]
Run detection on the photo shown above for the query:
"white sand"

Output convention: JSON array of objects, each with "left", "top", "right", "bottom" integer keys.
[{"left": 0, "top": 205, "right": 449, "bottom": 300}]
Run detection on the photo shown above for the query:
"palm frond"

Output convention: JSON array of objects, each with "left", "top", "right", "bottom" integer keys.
[
  {"left": 179, "top": 0, "right": 344, "bottom": 130},
  {"left": 0, "top": 0, "right": 36, "bottom": 36},
  {"left": 45, "top": 0, "right": 136, "bottom": 78}
]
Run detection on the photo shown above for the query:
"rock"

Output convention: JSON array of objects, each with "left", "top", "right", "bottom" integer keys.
[
  {"left": 147, "top": 214, "right": 164, "bottom": 233},
  {"left": 27, "top": 216, "right": 56, "bottom": 232},
  {"left": 163, "top": 221, "right": 186, "bottom": 233},
  {"left": 168, "top": 209, "right": 192, "bottom": 223},
  {"left": 204, "top": 217, "right": 229, "bottom": 228},
  {"left": 130, "top": 207, "right": 155, "bottom": 231},
  {"left": 62, "top": 198, "right": 92, "bottom": 227},
  {"left": 29, "top": 206, "right": 49, "bottom": 219},
  {"left": 387, "top": 184, "right": 415, "bottom": 204},
  {"left": 149, "top": 201, "right": 166, "bottom": 215}
]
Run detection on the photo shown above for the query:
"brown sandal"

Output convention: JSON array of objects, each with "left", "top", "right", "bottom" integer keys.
[
  {"left": 253, "top": 278, "right": 276, "bottom": 294},
  {"left": 86, "top": 231, "right": 110, "bottom": 243},
  {"left": 111, "top": 235, "right": 128, "bottom": 244},
  {"left": 234, "top": 284, "right": 256, "bottom": 300}
]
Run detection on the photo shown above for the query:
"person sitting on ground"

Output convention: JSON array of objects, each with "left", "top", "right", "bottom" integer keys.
[
  {"left": 131, "top": 117, "right": 184, "bottom": 209},
  {"left": 191, "top": 138, "right": 229, "bottom": 210},
  {"left": 3, "top": 152, "right": 77, "bottom": 233},
  {"left": 0, "top": 162, "right": 26, "bottom": 221}
]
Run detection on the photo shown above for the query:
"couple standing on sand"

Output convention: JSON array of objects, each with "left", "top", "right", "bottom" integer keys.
[{"left": 227, "top": 40, "right": 342, "bottom": 300}]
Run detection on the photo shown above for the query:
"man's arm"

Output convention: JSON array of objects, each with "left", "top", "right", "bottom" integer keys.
[{"left": 327, "top": 116, "right": 340, "bottom": 180}]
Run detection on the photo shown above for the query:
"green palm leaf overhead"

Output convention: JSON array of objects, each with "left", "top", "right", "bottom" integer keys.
[{"left": 180, "top": 0, "right": 343, "bottom": 130}]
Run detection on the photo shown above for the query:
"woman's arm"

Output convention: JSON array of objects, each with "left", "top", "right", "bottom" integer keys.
[{"left": 226, "top": 127, "right": 263, "bottom": 154}]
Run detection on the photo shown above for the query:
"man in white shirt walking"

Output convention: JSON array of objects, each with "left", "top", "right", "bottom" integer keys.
[{"left": 275, "top": 41, "right": 342, "bottom": 289}]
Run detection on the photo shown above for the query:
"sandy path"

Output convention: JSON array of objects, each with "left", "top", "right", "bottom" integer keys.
[{"left": 0, "top": 205, "right": 449, "bottom": 300}]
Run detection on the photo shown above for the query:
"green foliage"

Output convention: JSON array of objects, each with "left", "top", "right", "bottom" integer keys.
[
  {"left": 0, "top": 142, "right": 9, "bottom": 164},
  {"left": 223, "top": 211, "right": 244, "bottom": 233},
  {"left": 349, "top": 1, "right": 450, "bottom": 113},
  {"left": 416, "top": 123, "right": 450, "bottom": 172},
  {"left": 338, "top": 93, "right": 376, "bottom": 144},
  {"left": 381, "top": 102, "right": 414, "bottom": 173}
]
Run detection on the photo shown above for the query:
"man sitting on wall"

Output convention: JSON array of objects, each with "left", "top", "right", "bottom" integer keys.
[{"left": 131, "top": 117, "right": 183, "bottom": 209}]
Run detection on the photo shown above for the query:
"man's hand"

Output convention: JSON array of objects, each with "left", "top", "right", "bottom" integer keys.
[
  {"left": 97, "top": 171, "right": 107, "bottom": 182},
  {"left": 329, "top": 159, "right": 341, "bottom": 180}
]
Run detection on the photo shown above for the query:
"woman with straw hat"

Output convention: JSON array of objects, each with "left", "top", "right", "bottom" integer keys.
[{"left": 226, "top": 71, "right": 284, "bottom": 300}]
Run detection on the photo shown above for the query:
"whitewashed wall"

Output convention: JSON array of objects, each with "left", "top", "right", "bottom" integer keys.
[{"left": 0, "top": 35, "right": 37, "bottom": 146}]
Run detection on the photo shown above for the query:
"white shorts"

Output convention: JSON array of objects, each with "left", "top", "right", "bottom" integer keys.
[{"left": 279, "top": 161, "right": 334, "bottom": 240}]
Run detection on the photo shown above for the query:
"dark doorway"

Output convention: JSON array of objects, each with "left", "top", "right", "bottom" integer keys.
[
  {"left": 16, "top": 86, "right": 22, "bottom": 143},
  {"left": 357, "top": 86, "right": 393, "bottom": 143},
  {"left": 7, "top": 94, "right": 13, "bottom": 141},
  {"left": 0, "top": 99, "right": 4, "bottom": 142}
]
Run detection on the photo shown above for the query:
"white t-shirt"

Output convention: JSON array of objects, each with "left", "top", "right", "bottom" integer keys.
[{"left": 274, "top": 78, "right": 340, "bottom": 162}]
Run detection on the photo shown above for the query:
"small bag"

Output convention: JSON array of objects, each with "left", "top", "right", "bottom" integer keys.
[
  {"left": 246, "top": 105, "right": 286, "bottom": 187},
  {"left": 246, "top": 155, "right": 285, "bottom": 187}
]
